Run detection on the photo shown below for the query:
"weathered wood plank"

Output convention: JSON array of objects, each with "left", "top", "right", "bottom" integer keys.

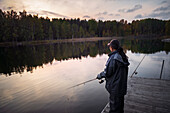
[
  {"left": 125, "top": 94, "right": 170, "bottom": 110},
  {"left": 101, "top": 77, "right": 170, "bottom": 113},
  {"left": 128, "top": 77, "right": 170, "bottom": 87}
]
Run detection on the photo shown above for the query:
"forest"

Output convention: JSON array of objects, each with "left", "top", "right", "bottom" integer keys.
[{"left": 0, "top": 9, "right": 170, "bottom": 42}]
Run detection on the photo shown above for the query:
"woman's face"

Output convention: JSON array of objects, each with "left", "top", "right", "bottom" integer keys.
[
  {"left": 109, "top": 46, "right": 116, "bottom": 52},
  {"left": 109, "top": 46, "right": 113, "bottom": 52}
]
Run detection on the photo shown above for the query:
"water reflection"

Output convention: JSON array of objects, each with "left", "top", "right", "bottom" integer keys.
[
  {"left": 127, "top": 51, "right": 170, "bottom": 80},
  {"left": 0, "top": 39, "right": 170, "bottom": 113},
  {"left": 0, "top": 54, "right": 109, "bottom": 113},
  {"left": 0, "top": 39, "right": 170, "bottom": 76}
]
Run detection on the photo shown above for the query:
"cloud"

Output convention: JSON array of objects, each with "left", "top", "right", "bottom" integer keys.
[
  {"left": 135, "top": 11, "right": 170, "bottom": 20},
  {"left": 118, "top": 4, "right": 142, "bottom": 13},
  {"left": 127, "top": 4, "right": 142, "bottom": 13},
  {"left": 96, "top": 11, "right": 108, "bottom": 16},
  {"left": 103, "top": 11, "right": 107, "bottom": 15},
  {"left": 151, "top": 4, "right": 170, "bottom": 19},
  {"left": 135, "top": 14, "right": 143, "bottom": 19},
  {"left": 2, "top": 6, "right": 16, "bottom": 10},
  {"left": 27, "top": 11, "right": 38, "bottom": 14},
  {"left": 96, "top": 12, "right": 116, "bottom": 17},
  {"left": 1, "top": 0, "right": 169, "bottom": 22},
  {"left": 41, "top": 10, "right": 68, "bottom": 18},
  {"left": 96, "top": 12, "right": 119, "bottom": 17},
  {"left": 153, "top": 6, "right": 170, "bottom": 12},
  {"left": 118, "top": 9, "right": 125, "bottom": 13},
  {"left": 83, "top": 15, "right": 90, "bottom": 18},
  {"left": 108, "top": 13, "right": 113, "bottom": 16},
  {"left": 97, "top": 17, "right": 105, "bottom": 20},
  {"left": 134, "top": 2, "right": 170, "bottom": 20},
  {"left": 104, "top": 0, "right": 116, "bottom": 1},
  {"left": 6, "top": 6, "right": 14, "bottom": 10},
  {"left": 0, "top": 0, "right": 26, "bottom": 11},
  {"left": 148, "top": 11, "right": 170, "bottom": 19},
  {"left": 160, "top": 1, "right": 167, "bottom": 4},
  {"left": 115, "top": 14, "right": 120, "bottom": 16},
  {"left": 27, "top": 10, "right": 69, "bottom": 18}
]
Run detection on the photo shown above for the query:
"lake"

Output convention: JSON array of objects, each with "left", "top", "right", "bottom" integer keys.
[{"left": 0, "top": 38, "right": 170, "bottom": 113}]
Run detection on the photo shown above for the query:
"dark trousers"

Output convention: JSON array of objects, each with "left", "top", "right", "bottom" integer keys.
[{"left": 109, "top": 94, "right": 124, "bottom": 113}]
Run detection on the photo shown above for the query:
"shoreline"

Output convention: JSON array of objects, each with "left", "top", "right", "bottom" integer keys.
[
  {"left": 162, "top": 38, "right": 170, "bottom": 42},
  {"left": 0, "top": 37, "right": 117, "bottom": 47},
  {"left": 0, "top": 36, "right": 169, "bottom": 47}
]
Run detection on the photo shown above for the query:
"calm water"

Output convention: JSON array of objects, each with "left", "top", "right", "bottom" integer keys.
[{"left": 0, "top": 39, "right": 170, "bottom": 113}]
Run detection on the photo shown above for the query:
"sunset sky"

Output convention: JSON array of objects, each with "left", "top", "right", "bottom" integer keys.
[{"left": 0, "top": 0, "right": 170, "bottom": 22}]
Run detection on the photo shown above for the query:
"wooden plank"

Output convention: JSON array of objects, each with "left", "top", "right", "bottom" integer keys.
[
  {"left": 128, "top": 77, "right": 170, "bottom": 87},
  {"left": 125, "top": 94, "right": 170, "bottom": 110},
  {"left": 101, "top": 77, "right": 170, "bottom": 113}
]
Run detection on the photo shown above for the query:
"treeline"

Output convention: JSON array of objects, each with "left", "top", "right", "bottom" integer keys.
[{"left": 0, "top": 9, "right": 170, "bottom": 42}]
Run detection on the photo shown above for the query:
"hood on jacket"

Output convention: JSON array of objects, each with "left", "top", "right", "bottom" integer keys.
[
  {"left": 108, "top": 51, "right": 130, "bottom": 67},
  {"left": 114, "top": 52, "right": 130, "bottom": 66}
]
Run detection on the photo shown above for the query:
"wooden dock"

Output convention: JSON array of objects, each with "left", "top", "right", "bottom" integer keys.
[{"left": 101, "top": 77, "right": 170, "bottom": 113}]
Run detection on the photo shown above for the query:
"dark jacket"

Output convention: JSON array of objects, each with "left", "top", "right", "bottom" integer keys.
[{"left": 98, "top": 51, "right": 129, "bottom": 96}]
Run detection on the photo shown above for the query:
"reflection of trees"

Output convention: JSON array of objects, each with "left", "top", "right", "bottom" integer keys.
[
  {"left": 0, "top": 39, "right": 169, "bottom": 76},
  {"left": 0, "top": 41, "right": 109, "bottom": 75},
  {"left": 121, "top": 39, "right": 170, "bottom": 54}
]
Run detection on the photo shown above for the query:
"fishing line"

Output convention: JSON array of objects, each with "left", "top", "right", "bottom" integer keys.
[{"left": 130, "top": 55, "right": 146, "bottom": 78}]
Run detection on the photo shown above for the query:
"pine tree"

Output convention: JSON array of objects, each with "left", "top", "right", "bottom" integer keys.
[
  {"left": 49, "top": 26, "right": 53, "bottom": 40},
  {"left": 165, "top": 20, "right": 170, "bottom": 36}
]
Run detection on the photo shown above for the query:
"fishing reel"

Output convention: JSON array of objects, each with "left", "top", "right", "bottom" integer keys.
[{"left": 99, "top": 79, "right": 105, "bottom": 84}]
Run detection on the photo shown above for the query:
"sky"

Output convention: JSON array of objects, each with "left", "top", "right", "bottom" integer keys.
[{"left": 0, "top": 0, "right": 170, "bottom": 22}]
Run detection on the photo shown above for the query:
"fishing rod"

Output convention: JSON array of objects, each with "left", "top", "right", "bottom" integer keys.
[
  {"left": 67, "top": 78, "right": 96, "bottom": 89},
  {"left": 67, "top": 78, "right": 105, "bottom": 89},
  {"left": 130, "top": 55, "right": 146, "bottom": 78}
]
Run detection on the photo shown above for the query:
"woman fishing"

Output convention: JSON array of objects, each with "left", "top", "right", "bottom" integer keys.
[{"left": 97, "top": 39, "right": 130, "bottom": 113}]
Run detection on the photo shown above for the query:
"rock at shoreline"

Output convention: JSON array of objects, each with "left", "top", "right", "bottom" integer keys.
[{"left": 162, "top": 38, "right": 170, "bottom": 42}]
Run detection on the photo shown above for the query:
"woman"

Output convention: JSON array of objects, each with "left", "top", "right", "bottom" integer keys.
[{"left": 97, "top": 39, "right": 129, "bottom": 113}]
